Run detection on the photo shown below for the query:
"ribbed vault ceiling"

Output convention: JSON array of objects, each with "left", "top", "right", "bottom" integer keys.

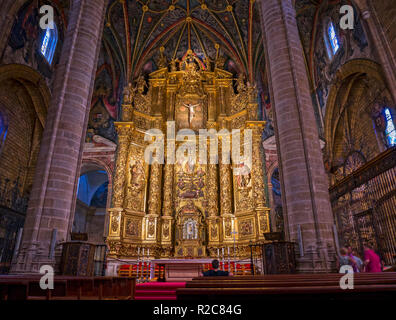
[{"left": 103, "top": 0, "right": 264, "bottom": 82}]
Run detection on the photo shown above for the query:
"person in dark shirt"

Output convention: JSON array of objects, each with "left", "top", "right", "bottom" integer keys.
[{"left": 202, "top": 259, "right": 233, "bottom": 276}]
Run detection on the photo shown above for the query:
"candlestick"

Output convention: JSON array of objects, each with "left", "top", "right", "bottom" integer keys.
[
  {"left": 227, "top": 246, "right": 230, "bottom": 272},
  {"left": 222, "top": 247, "right": 225, "bottom": 270}
]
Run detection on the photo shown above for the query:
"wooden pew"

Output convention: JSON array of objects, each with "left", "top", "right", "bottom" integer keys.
[
  {"left": 0, "top": 276, "right": 135, "bottom": 300},
  {"left": 177, "top": 273, "right": 396, "bottom": 301}
]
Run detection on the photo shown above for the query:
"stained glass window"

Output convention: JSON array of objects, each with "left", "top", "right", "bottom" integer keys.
[
  {"left": 328, "top": 22, "right": 340, "bottom": 55},
  {"left": 40, "top": 24, "right": 58, "bottom": 65},
  {"left": 384, "top": 108, "right": 396, "bottom": 147},
  {"left": 0, "top": 113, "right": 7, "bottom": 155}
]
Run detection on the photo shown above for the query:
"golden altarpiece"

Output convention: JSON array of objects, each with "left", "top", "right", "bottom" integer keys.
[{"left": 106, "top": 51, "right": 270, "bottom": 260}]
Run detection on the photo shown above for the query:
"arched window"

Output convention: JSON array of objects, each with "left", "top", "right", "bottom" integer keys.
[
  {"left": 39, "top": 23, "right": 58, "bottom": 65},
  {"left": 0, "top": 112, "right": 8, "bottom": 155},
  {"left": 325, "top": 21, "right": 340, "bottom": 59},
  {"left": 328, "top": 22, "right": 340, "bottom": 54},
  {"left": 384, "top": 108, "right": 396, "bottom": 147}
]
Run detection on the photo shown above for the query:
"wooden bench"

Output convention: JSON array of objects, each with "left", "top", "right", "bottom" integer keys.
[
  {"left": 177, "top": 273, "right": 396, "bottom": 301},
  {"left": 0, "top": 276, "right": 135, "bottom": 300}
]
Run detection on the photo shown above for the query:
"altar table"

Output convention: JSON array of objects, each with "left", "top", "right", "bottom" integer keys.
[{"left": 150, "top": 259, "right": 214, "bottom": 281}]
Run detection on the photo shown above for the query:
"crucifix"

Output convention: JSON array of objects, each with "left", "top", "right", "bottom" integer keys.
[{"left": 183, "top": 103, "right": 199, "bottom": 127}]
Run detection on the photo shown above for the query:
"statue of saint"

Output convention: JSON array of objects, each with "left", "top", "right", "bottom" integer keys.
[{"left": 123, "top": 82, "right": 135, "bottom": 104}]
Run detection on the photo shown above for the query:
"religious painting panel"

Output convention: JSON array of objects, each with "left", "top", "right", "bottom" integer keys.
[
  {"left": 123, "top": 217, "right": 142, "bottom": 239},
  {"left": 144, "top": 216, "right": 158, "bottom": 241},
  {"left": 233, "top": 162, "right": 253, "bottom": 213},
  {"left": 108, "top": 210, "right": 122, "bottom": 237},
  {"left": 222, "top": 216, "right": 236, "bottom": 241},
  {"left": 125, "top": 146, "right": 148, "bottom": 212},
  {"left": 238, "top": 217, "right": 255, "bottom": 240},
  {"left": 161, "top": 218, "right": 172, "bottom": 242}
]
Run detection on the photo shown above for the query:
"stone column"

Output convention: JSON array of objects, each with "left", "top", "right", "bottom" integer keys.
[
  {"left": 354, "top": 0, "right": 396, "bottom": 101},
  {"left": 259, "top": 0, "right": 336, "bottom": 272},
  {"left": 12, "top": 0, "right": 107, "bottom": 273}
]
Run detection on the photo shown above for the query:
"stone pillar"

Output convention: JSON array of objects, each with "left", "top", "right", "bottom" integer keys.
[
  {"left": 259, "top": 0, "right": 336, "bottom": 272},
  {"left": 12, "top": 0, "right": 107, "bottom": 273},
  {"left": 354, "top": 0, "right": 396, "bottom": 101}
]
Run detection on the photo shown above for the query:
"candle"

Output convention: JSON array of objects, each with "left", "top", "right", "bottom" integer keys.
[
  {"left": 222, "top": 247, "right": 224, "bottom": 256},
  {"left": 142, "top": 247, "right": 145, "bottom": 256},
  {"left": 227, "top": 246, "right": 230, "bottom": 256},
  {"left": 217, "top": 248, "right": 219, "bottom": 257}
]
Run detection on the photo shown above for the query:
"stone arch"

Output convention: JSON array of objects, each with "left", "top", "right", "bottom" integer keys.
[
  {"left": 323, "top": 59, "right": 393, "bottom": 182},
  {"left": 324, "top": 59, "right": 388, "bottom": 160},
  {"left": 81, "top": 158, "right": 113, "bottom": 209},
  {"left": 72, "top": 160, "right": 111, "bottom": 244},
  {"left": 0, "top": 64, "right": 50, "bottom": 195}
]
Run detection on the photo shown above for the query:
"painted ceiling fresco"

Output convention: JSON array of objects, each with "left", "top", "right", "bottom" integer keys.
[{"left": 103, "top": 0, "right": 264, "bottom": 83}]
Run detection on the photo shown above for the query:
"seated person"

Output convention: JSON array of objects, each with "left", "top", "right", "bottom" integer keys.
[{"left": 202, "top": 259, "right": 233, "bottom": 276}]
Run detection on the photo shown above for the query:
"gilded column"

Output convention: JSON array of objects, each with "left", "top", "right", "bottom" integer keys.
[
  {"left": 144, "top": 162, "right": 161, "bottom": 245},
  {"left": 160, "top": 161, "right": 173, "bottom": 255},
  {"left": 219, "top": 138, "right": 232, "bottom": 216},
  {"left": 148, "top": 163, "right": 162, "bottom": 216},
  {"left": 219, "top": 134, "right": 234, "bottom": 243},
  {"left": 107, "top": 123, "right": 132, "bottom": 252},
  {"left": 206, "top": 134, "right": 220, "bottom": 253},
  {"left": 146, "top": 118, "right": 162, "bottom": 244},
  {"left": 246, "top": 121, "right": 270, "bottom": 240},
  {"left": 112, "top": 124, "right": 132, "bottom": 208},
  {"left": 162, "top": 163, "right": 173, "bottom": 217}
]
